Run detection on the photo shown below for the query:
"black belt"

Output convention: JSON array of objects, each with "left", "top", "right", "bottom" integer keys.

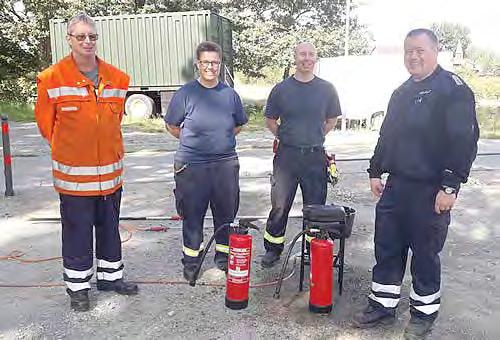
[{"left": 281, "top": 144, "right": 324, "bottom": 154}]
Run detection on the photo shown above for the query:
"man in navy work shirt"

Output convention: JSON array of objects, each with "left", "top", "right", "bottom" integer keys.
[
  {"left": 165, "top": 41, "right": 248, "bottom": 282},
  {"left": 261, "top": 42, "right": 342, "bottom": 268},
  {"left": 353, "top": 29, "right": 479, "bottom": 339}
]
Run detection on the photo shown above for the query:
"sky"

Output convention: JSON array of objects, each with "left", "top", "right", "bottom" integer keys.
[{"left": 356, "top": 0, "right": 500, "bottom": 53}]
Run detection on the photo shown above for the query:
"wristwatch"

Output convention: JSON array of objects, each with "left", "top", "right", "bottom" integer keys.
[{"left": 442, "top": 186, "right": 456, "bottom": 195}]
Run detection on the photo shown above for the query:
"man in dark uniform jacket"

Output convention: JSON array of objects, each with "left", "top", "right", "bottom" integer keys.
[
  {"left": 353, "top": 29, "right": 479, "bottom": 340},
  {"left": 261, "top": 42, "right": 342, "bottom": 267}
]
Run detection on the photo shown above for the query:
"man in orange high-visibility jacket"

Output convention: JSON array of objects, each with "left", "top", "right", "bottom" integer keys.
[{"left": 35, "top": 12, "right": 138, "bottom": 312}]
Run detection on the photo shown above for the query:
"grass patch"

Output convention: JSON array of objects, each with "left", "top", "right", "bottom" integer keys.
[
  {"left": 0, "top": 101, "right": 34, "bottom": 122},
  {"left": 121, "top": 116, "right": 166, "bottom": 133},
  {"left": 477, "top": 106, "right": 500, "bottom": 139},
  {"left": 244, "top": 103, "right": 265, "bottom": 130}
]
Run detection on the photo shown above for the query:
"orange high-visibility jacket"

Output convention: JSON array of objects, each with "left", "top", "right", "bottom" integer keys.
[{"left": 35, "top": 54, "right": 130, "bottom": 196}]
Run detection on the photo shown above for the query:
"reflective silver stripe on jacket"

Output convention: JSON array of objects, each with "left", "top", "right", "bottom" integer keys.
[
  {"left": 54, "top": 176, "right": 123, "bottom": 192},
  {"left": 47, "top": 87, "right": 89, "bottom": 99},
  {"left": 101, "top": 89, "right": 127, "bottom": 98},
  {"left": 52, "top": 159, "right": 123, "bottom": 176}
]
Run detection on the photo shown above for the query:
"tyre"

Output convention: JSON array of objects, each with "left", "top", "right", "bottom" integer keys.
[
  {"left": 125, "top": 94, "right": 155, "bottom": 120},
  {"left": 370, "top": 111, "right": 385, "bottom": 131}
]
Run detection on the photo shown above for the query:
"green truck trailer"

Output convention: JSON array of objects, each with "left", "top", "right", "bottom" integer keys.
[{"left": 49, "top": 10, "right": 233, "bottom": 118}]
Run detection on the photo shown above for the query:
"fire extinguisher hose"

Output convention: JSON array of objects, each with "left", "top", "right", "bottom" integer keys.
[
  {"left": 273, "top": 229, "right": 310, "bottom": 299},
  {"left": 189, "top": 223, "right": 229, "bottom": 286}
]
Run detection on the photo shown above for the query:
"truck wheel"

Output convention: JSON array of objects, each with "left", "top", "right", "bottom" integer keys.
[
  {"left": 370, "top": 111, "right": 385, "bottom": 131},
  {"left": 125, "top": 94, "right": 154, "bottom": 120}
]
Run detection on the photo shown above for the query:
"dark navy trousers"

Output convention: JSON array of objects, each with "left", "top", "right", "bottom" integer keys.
[
  {"left": 369, "top": 175, "right": 450, "bottom": 320},
  {"left": 60, "top": 188, "right": 124, "bottom": 292},
  {"left": 174, "top": 158, "right": 240, "bottom": 266},
  {"left": 264, "top": 145, "right": 328, "bottom": 254}
]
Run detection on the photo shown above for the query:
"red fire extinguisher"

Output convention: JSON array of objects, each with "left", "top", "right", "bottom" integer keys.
[
  {"left": 225, "top": 222, "right": 253, "bottom": 310},
  {"left": 309, "top": 237, "right": 334, "bottom": 313}
]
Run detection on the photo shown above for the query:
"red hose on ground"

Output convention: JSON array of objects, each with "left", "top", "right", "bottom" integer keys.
[{"left": 0, "top": 224, "right": 296, "bottom": 289}]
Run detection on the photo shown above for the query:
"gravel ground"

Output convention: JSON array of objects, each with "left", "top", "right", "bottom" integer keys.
[{"left": 1, "top": 123, "right": 499, "bottom": 339}]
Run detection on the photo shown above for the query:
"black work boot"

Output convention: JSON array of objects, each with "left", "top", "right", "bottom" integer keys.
[
  {"left": 67, "top": 289, "right": 90, "bottom": 312},
  {"left": 96, "top": 279, "right": 139, "bottom": 295},
  {"left": 214, "top": 254, "right": 228, "bottom": 273},
  {"left": 403, "top": 315, "right": 435, "bottom": 339},
  {"left": 352, "top": 304, "right": 396, "bottom": 328},
  {"left": 181, "top": 257, "right": 201, "bottom": 283},
  {"left": 261, "top": 250, "right": 280, "bottom": 268},
  {"left": 183, "top": 265, "right": 198, "bottom": 282}
]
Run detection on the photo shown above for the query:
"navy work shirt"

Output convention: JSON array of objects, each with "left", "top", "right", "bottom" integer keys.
[
  {"left": 165, "top": 80, "right": 248, "bottom": 163},
  {"left": 265, "top": 76, "right": 342, "bottom": 147},
  {"left": 369, "top": 65, "right": 479, "bottom": 189}
]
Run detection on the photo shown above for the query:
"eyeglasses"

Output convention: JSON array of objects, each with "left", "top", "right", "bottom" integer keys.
[
  {"left": 198, "top": 60, "right": 221, "bottom": 68},
  {"left": 68, "top": 33, "right": 99, "bottom": 42}
]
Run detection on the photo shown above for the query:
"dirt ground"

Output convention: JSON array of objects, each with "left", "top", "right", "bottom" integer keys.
[{"left": 1, "top": 122, "right": 499, "bottom": 340}]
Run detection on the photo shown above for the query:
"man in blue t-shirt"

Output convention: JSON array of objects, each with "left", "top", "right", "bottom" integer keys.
[
  {"left": 261, "top": 42, "right": 342, "bottom": 267},
  {"left": 165, "top": 41, "right": 248, "bottom": 281}
]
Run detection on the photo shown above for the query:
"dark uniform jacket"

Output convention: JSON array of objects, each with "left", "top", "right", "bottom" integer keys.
[{"left": 368, "top": 65, "right": 479, "bottom": 189}]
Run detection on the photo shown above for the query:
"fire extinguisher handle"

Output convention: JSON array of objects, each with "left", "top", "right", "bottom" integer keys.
[{"left": 238, "top": 219, "right": 260, "bottom": 231}]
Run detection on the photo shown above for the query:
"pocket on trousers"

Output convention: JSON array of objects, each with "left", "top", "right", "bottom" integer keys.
[
  {"left": 174, "top": 162, "right": 188, "bottom": 175},
  {"left": 270, "top": 173, "right": 276, "bottom": 186},
  {"left": 173, "top": 188, "right": 184, "bottom": 218}
]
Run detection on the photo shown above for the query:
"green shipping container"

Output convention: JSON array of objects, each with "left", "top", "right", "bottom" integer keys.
[{"left": 49, "top": 11, "right": 233, "bottom": 117}]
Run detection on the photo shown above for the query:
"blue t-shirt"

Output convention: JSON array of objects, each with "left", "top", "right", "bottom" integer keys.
[
  {"left": 165, "top": 80, "right": 248, "bottom": 163},
  {"left": 265, "top": 76, "right": 341, "bottom": 147}
]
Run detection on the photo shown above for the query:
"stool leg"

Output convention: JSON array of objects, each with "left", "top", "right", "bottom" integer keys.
[
  {"left": 338, "top": 237, "right": 345, "bottom": 295},
  {"left": 299, "top": 233, "right": 305, "bottom": 292}
]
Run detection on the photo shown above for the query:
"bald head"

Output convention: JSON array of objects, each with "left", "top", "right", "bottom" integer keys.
[
  {"left": 293, "top": 41, "right": 317, "bottom": 78},
  {"left": 294, "top": 42, "right": 317, "bottom": 57}
]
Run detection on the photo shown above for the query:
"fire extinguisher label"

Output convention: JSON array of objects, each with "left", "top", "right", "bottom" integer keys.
[
  {"left": 228, "top": 269, "right": 249, "bottom": 277},
  {"left": 228, "top": 247, "right": 250, "bottom": 284}
]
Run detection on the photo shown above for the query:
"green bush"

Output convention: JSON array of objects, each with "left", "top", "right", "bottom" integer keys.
[
  {"left": 457, "top": 67, "right": 500, "bottom": 100},
  {"left": 0, "top": 76, "right": 37, "bottom": 104},
  {"left": 243, "top": 103, "right": 265, "bottom": 130},
  {"left": 477, "top": 106, "right": 500, "bottom": 139},
  {"left": 0, "top": 101, "right": 34, "bottom": 122},
  {"left": 235, "top": 67, "right": 284, "bottom": 86}
]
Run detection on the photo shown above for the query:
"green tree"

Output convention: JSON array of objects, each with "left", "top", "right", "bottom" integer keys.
[
  {"left": 431, "top": 22, "right": 471, "bottom": 56},
  {"left": 0, "top": 0, "right": 137, "bottom": 101},
  {"left": 0, "top": 0, "right": 372, "bottom": 101},
  {"left": 467, "top": 46, "right": 500, "bottom": 76},
  {"left": 223, "top": 0, "right": 372, "bottom": 78}
]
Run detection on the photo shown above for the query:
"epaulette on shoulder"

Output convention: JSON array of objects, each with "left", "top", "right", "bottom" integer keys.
[{"left": 450, "top": 74, "right": 464, "bottom": 86}]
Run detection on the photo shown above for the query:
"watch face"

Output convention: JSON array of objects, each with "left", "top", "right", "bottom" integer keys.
[{"left": 444, "top": 187, "right": 455, "bottom": 194}]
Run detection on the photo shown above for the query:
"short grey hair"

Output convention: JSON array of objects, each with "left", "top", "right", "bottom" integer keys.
[
  {"left": 67, "top": 12, "right": 96, "bottom": 35},
  {"left": 406, "top": 28, "right": 439, "bottom": 47},
  {"left": 294, "top": 41, "right": 317, "bottom": 56}
]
